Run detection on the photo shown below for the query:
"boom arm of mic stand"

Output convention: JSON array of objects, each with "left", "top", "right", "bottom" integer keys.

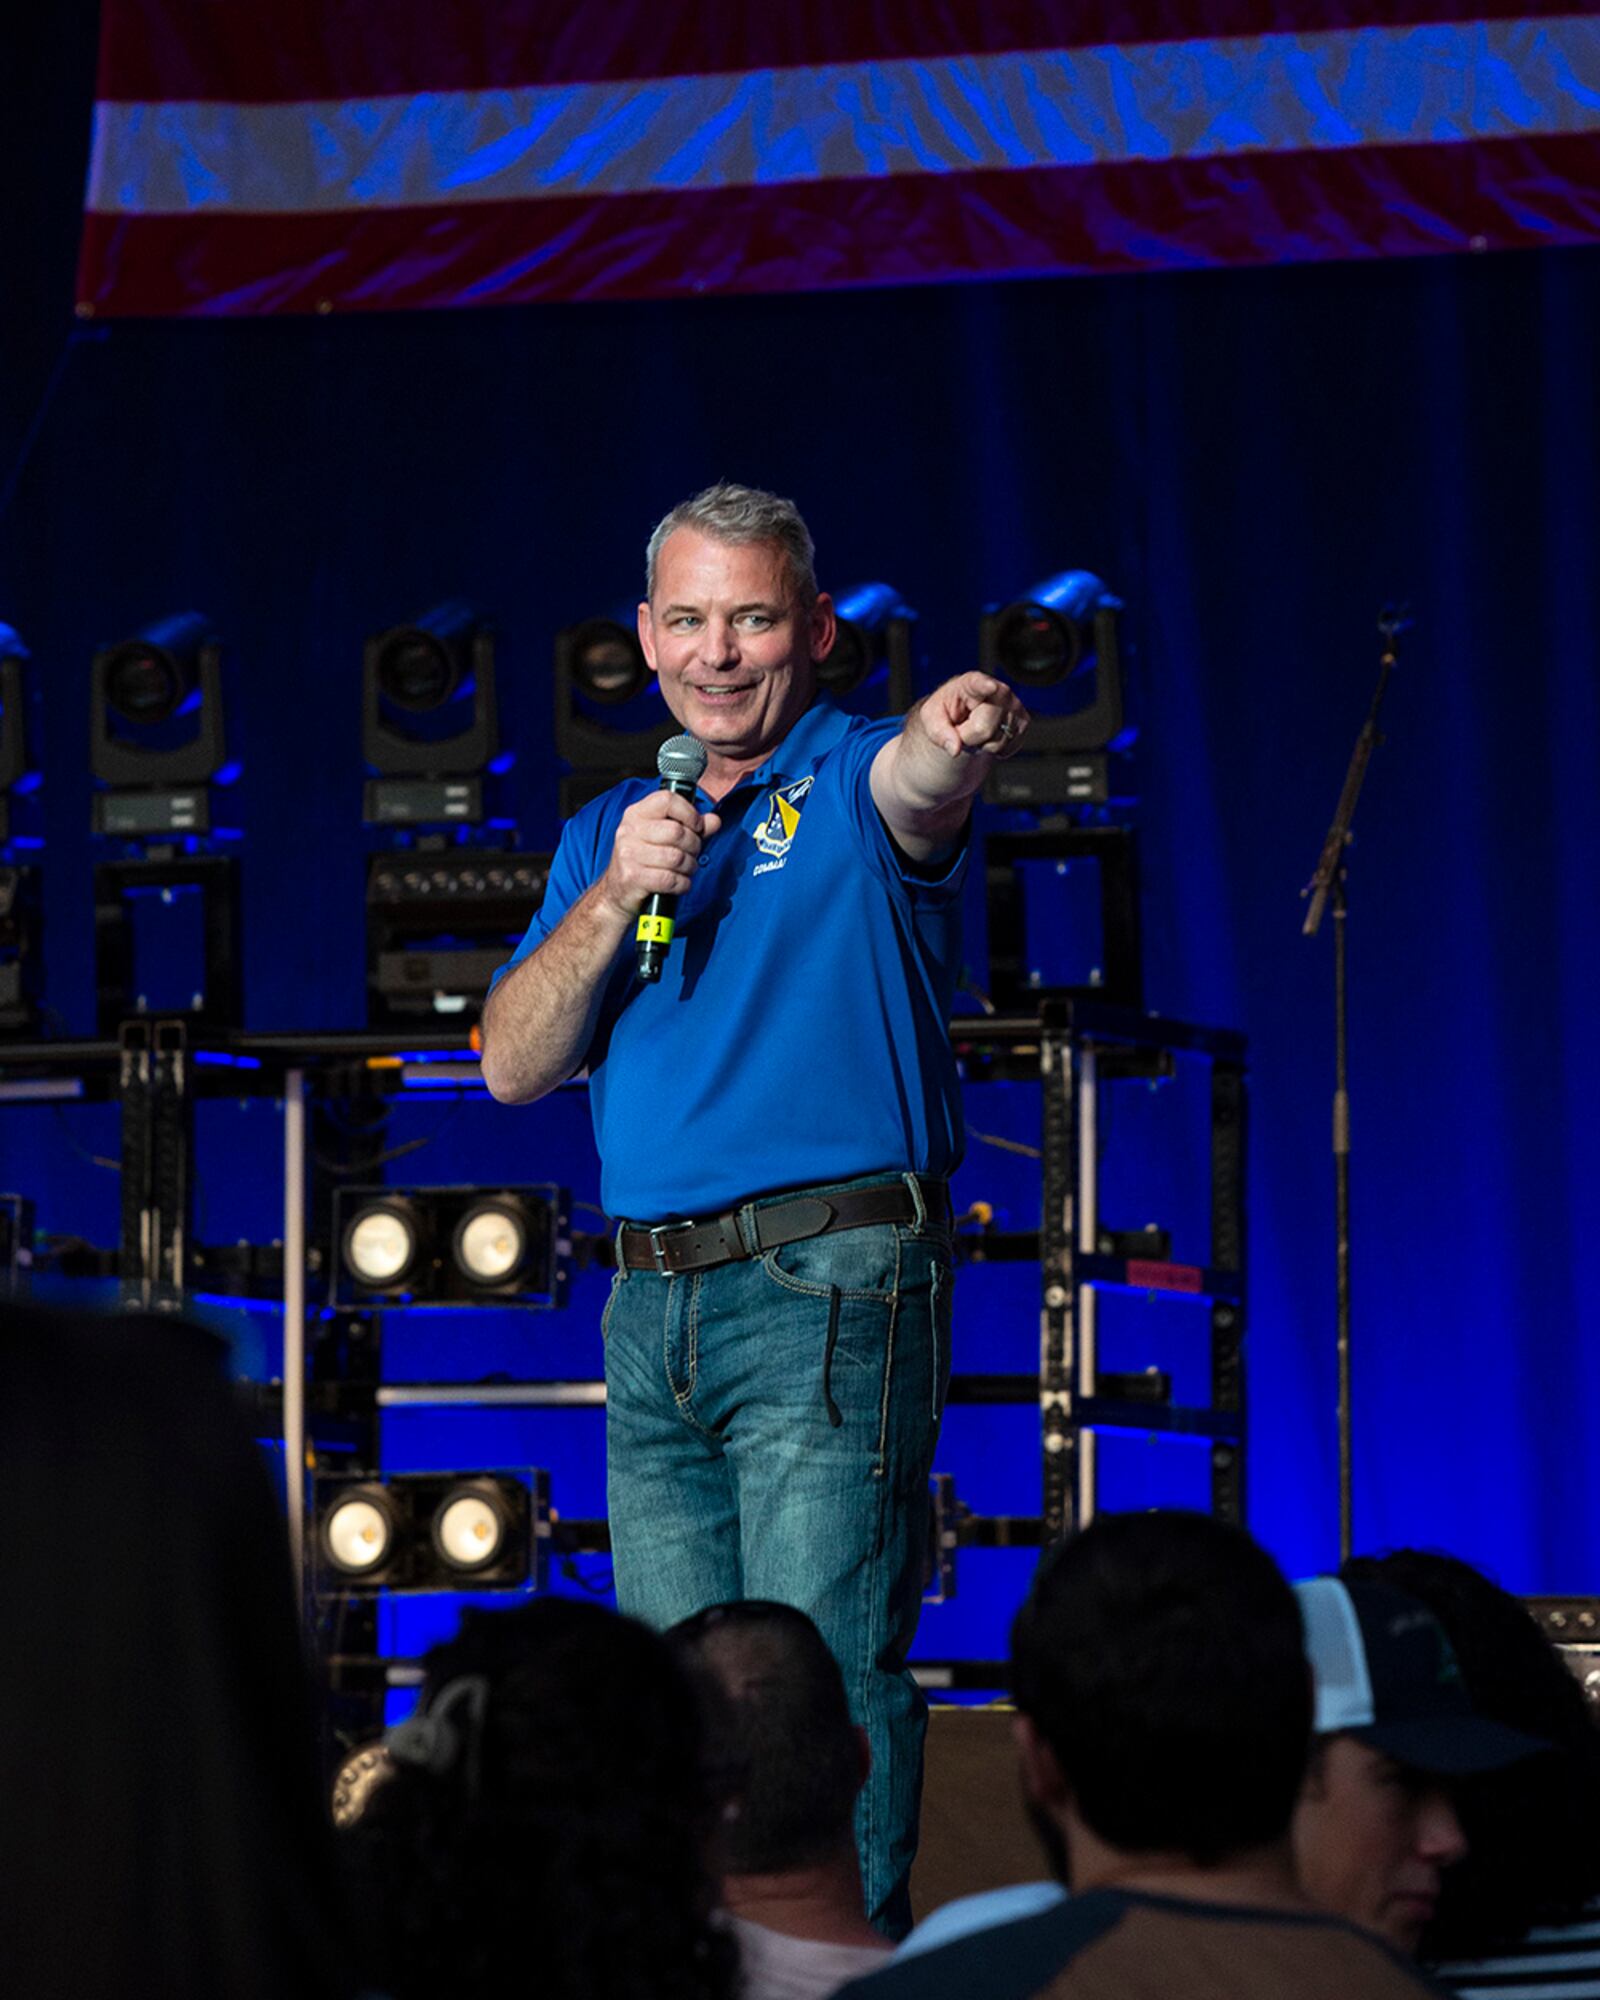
[{"left": 1301, "top": 626, "right": 1401, "bottom": 936}]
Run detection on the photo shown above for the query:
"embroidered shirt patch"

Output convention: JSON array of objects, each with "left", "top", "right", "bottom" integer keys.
[{"left": 752, "top": 775, "right": 814, "bottom": 859}]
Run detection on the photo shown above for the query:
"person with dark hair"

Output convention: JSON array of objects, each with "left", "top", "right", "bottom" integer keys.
[
  {"left": 481, "top": 480, "right": 1032, "bottom": 1933},
  {"left": 1341, "top": 1550, "right": 1600, "bottom": 1992},
  {"left": 838, "top": 1510, "right": 1446, "bottom": 1999},
  {"left": 1292, "top": 1574, "right": 1545, "bottom": 1958},
  {"left": 0, "top": 1303, "right": 357, "bottom": 2000},
  {"left": 672, "top": 1601, "right": 893, "bottom": 1999},
  {"left": 342, "top": 1595, "right": 739, "bottom": 2000}
]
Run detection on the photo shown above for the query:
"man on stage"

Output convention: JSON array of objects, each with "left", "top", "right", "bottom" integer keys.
[{"left": 481, "top": 482, "right": 1028, "bottom": 1933}]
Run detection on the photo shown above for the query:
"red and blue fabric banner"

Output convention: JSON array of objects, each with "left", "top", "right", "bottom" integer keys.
[{"left": 75, "top": 3, "right": 1600, "bottom": 317}]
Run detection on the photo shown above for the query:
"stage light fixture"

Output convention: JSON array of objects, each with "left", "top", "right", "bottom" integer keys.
[
  {"left": 376, "top": 628, "right": 459, "bottom": 711},
  {"left": 329, "top": 1184, "right": 570, "bottom": 1310},
  {"left": 89, "top": 613, "right": 243, "bottom": 1028},
  {"left": 323, "top": 1482, "right": 401, "bottom": 1579},
  {"left": 360, "top": 604, "right": 539, "bottom": 1022},
  {"left": 107, "top": 644, "right": 186, "bottom": 723},
  {"left": 452, "top": 1197, "right": 531, "bottom": 1286},
  {"left": 819, "top": 582, "right": 917, "bottom": 711},
  {"left": 364, "top": 847, "right": 550, "bottom": 1026},
  {"left": 566, "top": 618, "right": 652, "bottom": 705},
  {"left": 362, "top": 601, "right": 498, "bottom": 826},
  {"left": 986, "top": 574, "right": 1096, "bottom": 689},
  {"left": 91, "top": 611, "right": 227, "bottom": 831},
  {"left": 979, "top": 571, "right": 1128, "bottom": 809},
  {"left": 432, "top": 1477, "right": 516, "bottom": 1574},
  {"left": 313, "top": 1470, "right": 551, "bottom": 1595},
  {"left": 554, "top": 610, "right": 673, "bottom": 817},
  {"left": 341, "top": 1195, "right": 422, "bottom": 1289}
]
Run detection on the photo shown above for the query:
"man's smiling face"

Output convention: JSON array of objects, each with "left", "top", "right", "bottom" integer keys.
[{"left": 638, "top": 526, "right": 834, "bottom": 784}]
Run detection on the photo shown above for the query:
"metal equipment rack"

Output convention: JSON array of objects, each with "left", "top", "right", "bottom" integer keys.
[
  {"left": 0, "top": 996, "right": 1247, "bottom": 1708},
  {"left": 950, "top": 998, "right": 1247, "bottom": 1543}
]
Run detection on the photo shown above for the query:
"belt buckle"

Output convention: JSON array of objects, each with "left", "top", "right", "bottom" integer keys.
[{"left": 648, "top": 1221, "right": 694, "bottom": 1276}]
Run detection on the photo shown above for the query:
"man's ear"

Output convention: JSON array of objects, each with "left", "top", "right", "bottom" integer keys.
[
  {"left": 808, "top": 591, "right": 837, "bottom": 664},
  {"left": 637, "top": 600, "right": 659, "bottom": 674},
  {"left": 1013, "top": 1713, "right": 1069, "bottom": 1810}
]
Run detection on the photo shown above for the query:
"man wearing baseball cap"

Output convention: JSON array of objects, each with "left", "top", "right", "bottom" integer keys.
[{"left": 1292, "top": 1576, "right": 1546, "bottom": 1955}]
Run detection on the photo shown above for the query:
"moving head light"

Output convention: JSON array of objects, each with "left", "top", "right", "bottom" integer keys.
[
  {"left": 553, "top": 612, "right": 673, "bottom": 818},
  {"left": 821, "top": 583, "right": 916, "bottom": 713},
  {"left": 363, "top": 601, "right": 498, "bottom": 825},
  {"left": 979, "top": 571, "right": 1127, "bottom": 809},
  {"left": 91, "top": 611, "right": 227, "bottom": 831}
]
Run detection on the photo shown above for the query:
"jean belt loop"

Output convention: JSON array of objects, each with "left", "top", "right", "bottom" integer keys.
[
  {"left": 736, "top": 1200, "right": 761, "bottom": 1257},
  {"left": 902, "top": 1171, "right": 927, "bottom": 1231},
  {"left": 612, "top": 1218, "right": 630, "bottom": 1280}
]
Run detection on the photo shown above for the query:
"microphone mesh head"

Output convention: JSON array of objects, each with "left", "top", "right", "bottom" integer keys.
[{"left": 658, "top": 733, "right": 708, "bottom": 784}]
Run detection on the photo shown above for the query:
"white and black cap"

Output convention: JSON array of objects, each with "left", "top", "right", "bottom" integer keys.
[{"left": 1295, "top": 1576, "right": 1548, "bottom": 1776}]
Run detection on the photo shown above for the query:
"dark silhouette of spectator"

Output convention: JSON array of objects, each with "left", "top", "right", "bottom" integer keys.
[
  {"left": 0, "top": 1303, "right": 356, "bottom": 2000},
  {"left": 1293, "top": 1574, "right": 1543, "bottom": 1957},
  {"left": 672, "top": 1601, "right": 893, "bottom": 1998},
  {"left": 1342, "top": 1550, "right": 1600, "bottom": 1982},
  {"left": 836, "top": 1510, "right": 1444, "bottom": 1999},
  {"left": 342, "top": 1595, "right": 740, "bottom": 2000}
]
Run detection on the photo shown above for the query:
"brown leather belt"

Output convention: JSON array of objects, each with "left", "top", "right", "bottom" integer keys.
[{"left": 618, "top": 1176, "right": 950, "bottom": 1277}]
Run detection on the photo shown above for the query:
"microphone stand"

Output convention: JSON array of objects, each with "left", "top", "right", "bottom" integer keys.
[{"left": 1300, "top": 610, "right": 1405, "bottom": 1565}]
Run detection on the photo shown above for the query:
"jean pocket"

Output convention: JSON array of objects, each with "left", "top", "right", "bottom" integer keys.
[{"left": 762, "top": 1221, "right": 903, "bottom": 1299}]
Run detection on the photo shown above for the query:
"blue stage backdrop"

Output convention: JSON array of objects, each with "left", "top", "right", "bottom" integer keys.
[{"left": 1, "top": 10, "right": 1596, "bottom": 1668}]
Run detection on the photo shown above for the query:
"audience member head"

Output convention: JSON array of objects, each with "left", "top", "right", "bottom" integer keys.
[
  {"left": 344, "top": 1595, "right": 739, "bottom": 2000},
  {"left": 1009, "top": 1510, "right": 1312, "bottom": 1882},
  {"left": 1292, "top": 1573, "right": 1543, "bottom": 1955},
  {"left": 670, "top": 1600, "right": 868, "bottom": 1878},
  {"left": 0, "top": 1304, "right": 354, "bottom": 2000},
  {"left": 1342, "top": 1549, "right": 1600, "bottom": 1957}
]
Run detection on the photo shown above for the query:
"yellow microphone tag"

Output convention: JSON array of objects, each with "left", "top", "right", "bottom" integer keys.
[{"left": 636, "top": 913, "right": 675, "bottom": 945}]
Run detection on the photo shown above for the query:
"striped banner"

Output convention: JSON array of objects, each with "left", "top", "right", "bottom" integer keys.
[{"left": 76, "top": 3, "right": 1600, "bottom": 317}]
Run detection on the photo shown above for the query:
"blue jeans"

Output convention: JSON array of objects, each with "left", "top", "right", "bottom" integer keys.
[{"left": 603, "top": 1172, "right": 954, "bottom": 1939}]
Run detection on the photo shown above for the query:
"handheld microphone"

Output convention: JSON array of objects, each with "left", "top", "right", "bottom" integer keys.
[{"left": 636, "top": 732, "right": 708, "bottom": 983}]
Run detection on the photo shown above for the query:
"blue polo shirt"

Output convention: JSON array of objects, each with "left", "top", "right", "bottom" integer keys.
[{"left": 497, "top": 700, "right": 967, "bottom": 1221}]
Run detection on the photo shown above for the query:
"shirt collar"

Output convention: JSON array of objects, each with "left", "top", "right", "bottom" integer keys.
[{"left": 718, "top": 698, "right": 853, "bottom": 799}]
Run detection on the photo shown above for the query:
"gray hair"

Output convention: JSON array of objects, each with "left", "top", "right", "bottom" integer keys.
[{"left": 644, "top": 481, "right": 818, "bottom": 608}]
